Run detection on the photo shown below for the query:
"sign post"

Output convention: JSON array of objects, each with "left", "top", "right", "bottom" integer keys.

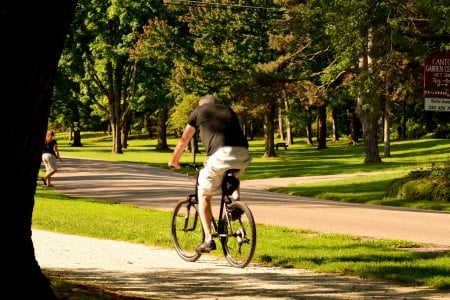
[{"left": 423, "top": 51, "right": 450, "bottom": 112}]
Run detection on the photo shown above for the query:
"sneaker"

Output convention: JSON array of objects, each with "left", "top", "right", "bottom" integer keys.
[
  {"left": 230, "top": 208, "right": 243, "bottom": 221},
  {"left": 196, "top": 240, "right": 216, "bottom": 253}
]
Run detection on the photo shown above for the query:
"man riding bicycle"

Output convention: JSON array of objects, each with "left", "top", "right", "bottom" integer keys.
[{"left": 169, "top": 94, "right": 251, "bottom": 253}]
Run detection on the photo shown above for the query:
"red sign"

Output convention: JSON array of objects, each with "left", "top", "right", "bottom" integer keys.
[
  {"left": 424, "top": 51, "right": 450, "bottom": 93},
  {"left": 424, "top": 50, "right": 450, "bottom": 109}
]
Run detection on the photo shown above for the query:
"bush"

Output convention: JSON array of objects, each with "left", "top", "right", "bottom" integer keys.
[
  {"left": 432, "top": 123, "right": 450, "bottom": 139},
  {"left": 388, "top": 164, "right": 450, "bottom": 202}
]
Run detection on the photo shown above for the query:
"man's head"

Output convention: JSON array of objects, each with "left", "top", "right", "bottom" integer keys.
[{"left": 199, "top": 94, "right": 216, "bottom": 106}]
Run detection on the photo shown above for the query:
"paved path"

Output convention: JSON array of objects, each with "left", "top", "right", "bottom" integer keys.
[
  {"left": 50, "top": 157, "right": 450, "bottom": 247},
  {"left": 33, "top": 157, "right": 450, "bottom": 299}
]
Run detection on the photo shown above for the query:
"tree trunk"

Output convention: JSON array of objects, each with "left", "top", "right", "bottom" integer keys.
[
  {"left": 121, "top": 117, "right": 130, "bottom": 149},
  {"left": 357, "top": 94, "right": 382, "bottom": 163},
  {"left": 284, "top": 98, "right": 293, "bottom": 145},
  {"left": 383, "top": 93, "right": 391, "bottom": 158},
  {"left": 316, "top": 104, "right": 328, "bottom": 150},
  {"left": 359, "top": 109, "right": 382, "bottom": 163},
  {"left": 278, "top": 107, "right": 284, "bottom": 141},
  {"left": 249, "top": 119, "right": 255, "bottom": 140},
  {"left": 399, "top": 108, "right": 407, "bottom": 139},
  {"left": 110, "top": 120, "right": 123, "bottom": 154},
  {"left": 332, "top": 107, "right": 339, "bottom": 141},
  {"left": 263, "top": 102, "right": 277, "bottom": 158},
  {"left": 144, "top": 112, "right": 154, "bottom": 138},
  {"left": 305, "top": 108, "right": 314, "bottom": 145},
  {"left": 2, "top": 1, "right": 77, "bottom": 296},
  {"left": 348, "top": 107, "right": 359, "bottom": 145},
  {"left": 71, "top": 130, "right": 83, "bottom": 147},
  {"left": 357, "top": 29, "right": 381, "bottom": 163},
  {"left": 156, "top": 107, "right": 169, "bottom": 150}
]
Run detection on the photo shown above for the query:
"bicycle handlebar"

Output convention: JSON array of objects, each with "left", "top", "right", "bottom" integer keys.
[
  {"left": 169, "top": 163, "right": 202, "bottom": 171},
  {"left": 179, "top": 163, "right": 202, "bottom": 170}
]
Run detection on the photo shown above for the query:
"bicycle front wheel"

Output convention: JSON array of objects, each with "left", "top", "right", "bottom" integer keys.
[
  {"left": 171, "top": 198, "right": 203, "bottom": 262},
  {"left": 221, "top": 201, "right": 256, "bottom": 268}
]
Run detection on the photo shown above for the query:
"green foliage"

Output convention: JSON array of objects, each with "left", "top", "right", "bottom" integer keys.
[
  {"left": 52, "top": 0, "right": 449, "bottom": 158},
  {"left": 388, "top": 164, "right": 450, "bottom": 203},
  {"left": 166, "top": 94, "right": 199, "bottom": 134},
  {"left": 433, "top": 123, "right": 450, "bottom": 139}
]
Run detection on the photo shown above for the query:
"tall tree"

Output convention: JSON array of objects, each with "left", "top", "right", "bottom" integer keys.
[
  {"left": 132, "top": 16, "right": 188, "bottom": 150},
  {"left": 176, "top": 0, "right": 283, "bottom": 157},
  {"left": 2, "top": 1, "right": 77, "bottom": 296},
  {"left": 61, "top": 0, "right": 159, "bottom": 153}
]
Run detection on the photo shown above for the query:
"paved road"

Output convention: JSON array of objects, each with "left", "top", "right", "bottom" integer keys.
[
  {"left": 51, "top": 157, "right": 450, "bottom": 247},
  {"left": 32, "top": 157, "right": 450, "bottom": 299}
]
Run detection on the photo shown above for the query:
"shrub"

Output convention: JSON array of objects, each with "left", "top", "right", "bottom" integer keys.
[{"left": 387, "top": 164, "right": 450, "bottom": 202}]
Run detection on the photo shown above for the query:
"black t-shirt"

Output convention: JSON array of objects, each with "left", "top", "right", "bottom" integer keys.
[
  {"left": 42, "top": 140, "right": 57, "bottom": 156},
  {"left": 187, "top": 103, "right": 248, "bottom": 156}
]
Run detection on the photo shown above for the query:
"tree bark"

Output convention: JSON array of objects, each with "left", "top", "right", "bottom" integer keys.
[
  {"left": 348, "top": 107, "right": 359, "bottom": 145},
  {"left": 2, "top": 1, "right": 77, "bottom": 296},
  {"left": 278, "top": 106, "right": 284, "bottom": 141},
  {"left": 284, "top": 98, "right": 293, "bottom": 145},
  {"left": 71, "top": 130, "right": 83, "bottom": 147},
  {"left": 383, "top": 93, "right": 391, "bottom": 158},
  {"left": 316, "top": 104, "right": 328, "bottom": 150},
  {"left": 357, "top": 29, "right": 381, "bottom": 163},
  {"left": 263, "top": 101, "right": 277, "bottom": 158},
  {"left": 332, "top": 107, "right": 339, "bottom": 142},
  {"left": 156, "top": 107, "right": 169, "bottom": 150},
  {"left": 305, "top": 108, "right": 314, "bottom": 146}
]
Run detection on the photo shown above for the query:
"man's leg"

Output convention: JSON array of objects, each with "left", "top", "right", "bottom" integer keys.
[
  {"left": 196, "top": 189, "right": 216, "bottom": 252},
  {"left": 198, "top": 189, "right": 213, "bottom": 242}
]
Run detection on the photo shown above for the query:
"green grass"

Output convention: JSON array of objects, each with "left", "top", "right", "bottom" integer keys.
[
  {"left": 57, "top": 132, "right": 450, "bottom": 180},
  {"left": 35, "top": 132, "right": 450, "bottom": 294},
  {"left": 56, "top": 132, "right": 450, "bottom": 211},
  {"left": 270, "top": 171, "right": 450, "bottom": 211},
  {"left": 33, "top": 186, "right": 450, "bottom": 291}
]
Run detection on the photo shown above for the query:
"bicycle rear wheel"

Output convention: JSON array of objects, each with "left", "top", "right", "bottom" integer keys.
[
  {"left": 220, "top": 201, "right": 256, "bottom": 268},
  {"left": 171, "top": 198, "right": 203, "bottom": 262}
]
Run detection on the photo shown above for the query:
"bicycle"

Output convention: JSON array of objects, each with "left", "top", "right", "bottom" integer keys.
[{"left": 170, "top": 162, "right": 256, "bottom": 268}]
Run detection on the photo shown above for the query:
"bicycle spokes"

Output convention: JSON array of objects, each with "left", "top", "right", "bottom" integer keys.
[
  {"left": 171, "top": 199, "right": 203, "bottom": 262},
  {"left": 220, "top": 202, "right": 256, "bottom": 268}
]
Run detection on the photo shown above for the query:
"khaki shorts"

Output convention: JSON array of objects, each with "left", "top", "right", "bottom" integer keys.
[
  {"left": 198, "top": 146, "right": 251, "bottom": 195},
  {"left": 42, "top": 153, "right": 58, "bottom": 171}
]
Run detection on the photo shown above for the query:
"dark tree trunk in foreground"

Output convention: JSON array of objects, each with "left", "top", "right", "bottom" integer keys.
[{"left": 1, "top": 1, "right": 77, "bottom": 297}]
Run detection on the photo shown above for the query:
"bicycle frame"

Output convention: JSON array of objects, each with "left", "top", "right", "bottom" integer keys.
[
  {"left": 171, "top": 157, "right": 256, "bottom": 268},
  {"left": 181, "top": 164, "right": 234, "bottom": 235}
]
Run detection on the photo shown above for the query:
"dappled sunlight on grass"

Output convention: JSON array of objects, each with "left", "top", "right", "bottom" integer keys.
[
  {"left": 55, "top": 132, "right": 449, "bottom": 211},
  {"left": 256, "top": 224, "right": 450, "bottom": 288},
  {"left": 269, "top": 173, "right": 408, "bottom": 203},
  {"left": 57, "top": 132, "right": 449, "bottom": 181}
]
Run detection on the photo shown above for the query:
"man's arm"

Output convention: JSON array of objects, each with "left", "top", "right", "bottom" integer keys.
[{"left": 168, "top": 124, "right": 196, "bottom": 169}]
